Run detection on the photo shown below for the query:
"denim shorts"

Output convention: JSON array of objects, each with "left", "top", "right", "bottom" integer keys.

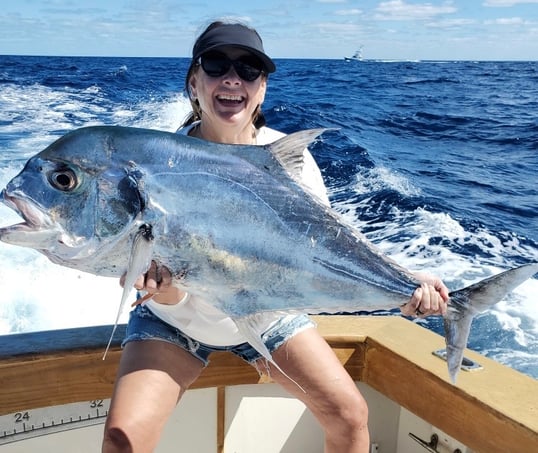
[{"left": 122, "top": 304, "right": 315, "bottom": 366}]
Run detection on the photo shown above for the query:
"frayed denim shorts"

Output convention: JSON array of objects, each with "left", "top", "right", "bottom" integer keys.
[{"left": 123, "top": 304, "right": 314, "bottom": 366}]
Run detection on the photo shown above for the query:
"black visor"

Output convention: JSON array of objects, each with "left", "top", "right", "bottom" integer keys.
[{"left": 193, "top": 24, "right": 276, "bottom": 73}]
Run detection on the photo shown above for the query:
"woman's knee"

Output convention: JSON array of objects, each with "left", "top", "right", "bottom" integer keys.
[
  {"left": 103, "top": 413, "right": 163, "bottom": 453},
  {"left": 342, "top": 391, "right": 369, "bottom": 430},
  {"left": 102, "top": 426, "right": 133, "bottom": 453},
  {"left": 321, "top": 387, "right": 369, "bottom": 435}
]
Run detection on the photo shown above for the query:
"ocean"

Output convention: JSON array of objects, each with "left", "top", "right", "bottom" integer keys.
[{"left": 0, "top": 55, "right": 537, "bottom": 379}]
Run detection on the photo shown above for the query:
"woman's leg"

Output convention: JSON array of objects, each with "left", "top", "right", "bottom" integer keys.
[
  {"left": 102, "top": 340, "right": 204, "bottom": 453},
  {"left": 263, "top": 327, "right": 370, "bottom": 453}
]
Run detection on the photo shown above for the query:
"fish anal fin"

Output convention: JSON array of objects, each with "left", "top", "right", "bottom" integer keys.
[{"left": 234, "top": 314, "right": 306, "bottom": 393}]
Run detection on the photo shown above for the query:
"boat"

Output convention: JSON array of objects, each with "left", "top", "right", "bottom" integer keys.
[
  {"left": 0, "top": 315, "right": 537, "bottom": 452},
  {"left": 345, "top": 47, "right": 363, "bottom": 62}
]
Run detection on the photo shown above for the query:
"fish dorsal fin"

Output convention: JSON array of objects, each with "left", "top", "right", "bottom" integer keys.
[{"left": 267, "top": 128, "right": 331, "bottom": 183}]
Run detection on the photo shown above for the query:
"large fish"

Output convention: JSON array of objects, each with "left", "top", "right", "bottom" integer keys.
[{"left": 0, "top": 126, "right": 536, "bottom": 384}]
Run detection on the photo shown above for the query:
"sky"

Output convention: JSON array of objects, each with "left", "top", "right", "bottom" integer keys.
[{"left": 1, "top": 0, "right": 537, "bottom": 60}]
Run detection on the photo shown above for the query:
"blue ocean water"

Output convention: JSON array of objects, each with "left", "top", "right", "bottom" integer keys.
[{"left": 0, "top": 55, "right": 537, "bottom": 378}]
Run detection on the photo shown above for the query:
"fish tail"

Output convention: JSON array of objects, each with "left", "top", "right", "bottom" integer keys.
[{"left": 444, "top": 262, "right": 538, "bottom": 383}]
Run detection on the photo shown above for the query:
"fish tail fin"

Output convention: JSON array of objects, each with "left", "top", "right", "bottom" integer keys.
[
  {"left": 234, "top": 314, "right": 306, "bottom": 393},
  {"left": 443, "top": 310, "right": 473, "bottom": 383},
  {"left": 445, "top": 262, "right": 538, "bottom": 383}
]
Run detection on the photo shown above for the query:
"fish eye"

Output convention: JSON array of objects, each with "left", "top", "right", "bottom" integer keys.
[{"left": 48, "top": 168, "right": 78, "bottom": 192}]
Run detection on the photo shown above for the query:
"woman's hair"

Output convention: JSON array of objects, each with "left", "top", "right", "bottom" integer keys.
[{"left": 180, "top": 21, "right": 269, "bottom": 129}]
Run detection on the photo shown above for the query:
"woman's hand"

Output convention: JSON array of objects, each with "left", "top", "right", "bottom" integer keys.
[
  {"left": 400, "top": 272, "right": 450, "bottom": 317},
  {"left": 120, "top": 261, "right": 186, "bottom": 305}
]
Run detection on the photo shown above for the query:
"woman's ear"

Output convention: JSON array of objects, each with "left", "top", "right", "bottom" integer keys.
[
  {"left": 188, "top": 74, "right": 198, "bottom": 100},
  {"left": 257, "top": 77, "right": 267, "bottom": 105},
  {"left": 189, "top": 84, "right": 197, "bottom": 100}
]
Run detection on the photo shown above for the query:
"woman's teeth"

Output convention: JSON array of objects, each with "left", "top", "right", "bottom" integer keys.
[{"left": 217, "top": 94, "right": 243, "bottom": 103}]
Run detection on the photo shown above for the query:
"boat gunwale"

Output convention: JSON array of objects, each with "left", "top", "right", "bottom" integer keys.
[{"left": 0, "top": 316, "right": 536, "bottom": 453}]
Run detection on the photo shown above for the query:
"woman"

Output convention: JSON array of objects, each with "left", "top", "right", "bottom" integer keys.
[{"left": 102, "top": 21, "right": 449, "bottom": 453}]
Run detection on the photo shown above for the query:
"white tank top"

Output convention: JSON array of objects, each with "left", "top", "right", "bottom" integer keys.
[{"left": 145, "top": 124, "right": 329, "bottom": 346}]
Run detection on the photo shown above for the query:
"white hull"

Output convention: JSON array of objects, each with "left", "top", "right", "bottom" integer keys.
[{"left": 0, "top": 383, "right": 470, "bottom": 453}]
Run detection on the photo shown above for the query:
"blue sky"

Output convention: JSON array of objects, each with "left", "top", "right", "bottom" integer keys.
[{"left": 1, "top": 0, "right": 537, "bottom": 60}]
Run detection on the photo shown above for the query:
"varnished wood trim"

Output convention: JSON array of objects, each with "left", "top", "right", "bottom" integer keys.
[
  {"left": 0, "top": 316, "right": 536, "bottom": 453},
  {"left": 217, "top": 386, "right": 225, "bottom": 453},
  {"left": 347, "top": 316, "right": 538, "bottom": 453}
]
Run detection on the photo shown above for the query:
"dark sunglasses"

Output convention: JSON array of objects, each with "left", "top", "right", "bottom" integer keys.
[{"left": 198, "top": 52, "right": 265, "bottom": 82}]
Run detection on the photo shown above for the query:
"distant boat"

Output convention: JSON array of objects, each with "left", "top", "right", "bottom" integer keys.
[{"left": 344, "top": 47, "right": 363, "bottom": 62}]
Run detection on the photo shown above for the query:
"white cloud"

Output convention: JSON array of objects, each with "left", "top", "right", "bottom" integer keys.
[
  {"left": 483, "top": 0, "right": 538, "bottom": 6},
  {"left": 426, "top": 18, "right": 476, "bottom": 28},
  {"left": 375, "top": 0, "right": 457, "bottom": 20},
  {"left": 485, "top": 16, "right": 526, "bottom": 24},
  {"left": 311, "top": 21, "right": 362, "bottom": 33},
  {"left": 334, "top": 9, "right": 362, "bottom": 16}
]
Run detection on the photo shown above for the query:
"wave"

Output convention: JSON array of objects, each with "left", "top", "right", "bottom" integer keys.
[{"left": 403, "top": 77, "right": 461, "bottom": 85}]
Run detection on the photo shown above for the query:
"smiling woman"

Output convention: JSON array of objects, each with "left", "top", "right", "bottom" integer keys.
[
  {"left": 101, "top": 20, "right": 365, "bottom": 453},
  {"left": 179, "top": 22, "right": 275, "bottom": 145},
  {"left": 95, "top": 19, "right": 452, "bottom": 453}
]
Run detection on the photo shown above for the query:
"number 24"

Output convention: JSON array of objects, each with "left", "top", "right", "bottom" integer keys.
[{"left": 14, "top": 412, "right": 30, "bottom": 423}]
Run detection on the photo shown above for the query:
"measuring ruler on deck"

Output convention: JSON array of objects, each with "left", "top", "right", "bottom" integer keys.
[{"left": 0, "top": 398, "right": 110, "bottom": 445}]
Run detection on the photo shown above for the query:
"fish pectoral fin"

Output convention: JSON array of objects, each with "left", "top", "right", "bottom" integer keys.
[
  {"left": 234, "top": 314, "right": 306, "bottom": 393},
  {"left": 120, "top": 224, "right": 155, "bottom": 293},
  {"left": 103, "top": 223, "right": 155, "bottom": 359}
]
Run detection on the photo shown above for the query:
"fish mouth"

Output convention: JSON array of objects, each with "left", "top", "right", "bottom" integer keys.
[
  {"left": 0, "top": 190, "right": 59, "bottom": 246},
  {"left": 1, "top": 190, "right": 52, "bottom": 230},
  {"left": 0, "top": 189, "right": 98, "bottom": 261}
]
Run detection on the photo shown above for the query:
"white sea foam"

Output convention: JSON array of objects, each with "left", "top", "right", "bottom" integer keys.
[
  {"left": 353, "top": 165, "right": 422, "bottom": 197},
  {"left": 122, "top": 94, "right": 191, "bottom": 131}
]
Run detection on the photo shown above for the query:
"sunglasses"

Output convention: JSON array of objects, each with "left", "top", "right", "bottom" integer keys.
[{"left": 198, "top": 52, "right": 265, "bottom": 82}]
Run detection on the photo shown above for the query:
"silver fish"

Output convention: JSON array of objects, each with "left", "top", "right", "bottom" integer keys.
[{"left": 1, "top": 126, "right": 536, "bottom": 383}]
